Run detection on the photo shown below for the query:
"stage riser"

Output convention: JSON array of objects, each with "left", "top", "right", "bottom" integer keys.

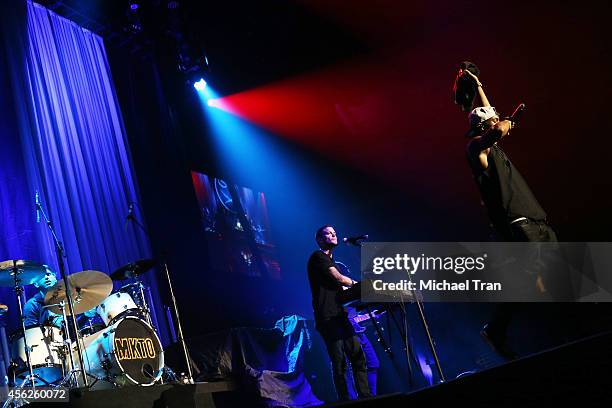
[
  {"left": 25, "top": 332, "right": 612, "bottom": 407},
  {"left": 24, "top": 382, "right": 252, "bottom": 408},
  {"left": 320, "top": 331, "right": 612, "bottom": 406}
]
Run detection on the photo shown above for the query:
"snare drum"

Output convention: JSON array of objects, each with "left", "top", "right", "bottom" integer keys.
[
  {"left": 10, "top": 325, "right": 66, "bottom": 385},
  {"left": 96, "top": 292, "right": 139, "bottom": 326},
  {"left": 76, "top": 316, "right": 164, "bottom": 386}
]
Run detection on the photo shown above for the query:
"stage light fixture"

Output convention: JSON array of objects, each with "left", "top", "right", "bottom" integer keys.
[
  {"left": 193, "top": 78, "right": 207, "bottom": 91},
  {"left": 177, "top": 44, "right": 208, "bottom": 74},
  {"left": 179, "top": 50, "right": 210, "bottom": 92},
  {"left": 126, "top": 0, "right": 143, "bottom": 33}
]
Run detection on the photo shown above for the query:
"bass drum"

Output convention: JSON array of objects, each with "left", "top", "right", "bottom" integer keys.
[{"left": 79, "top": 316, "right": 164, "bottom": 386}]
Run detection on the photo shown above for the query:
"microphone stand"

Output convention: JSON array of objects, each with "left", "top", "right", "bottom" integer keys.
[
  {"left": 36, "top": 198, "right": 88, "bottom": 387},
  {"left": 403, "top": 268, "right": 445, "bottom": 383},
  {"left": 126, "top": 204, "right": 194, "bottom": 384}
]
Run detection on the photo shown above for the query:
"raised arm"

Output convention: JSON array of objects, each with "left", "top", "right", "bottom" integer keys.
[{"left": 462, "top": 69, "right": 491, "bottom": 107}]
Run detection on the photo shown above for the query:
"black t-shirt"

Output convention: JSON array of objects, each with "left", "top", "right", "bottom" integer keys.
[{"left": 307, "top": 250, "right": 346, "bottom": 322}]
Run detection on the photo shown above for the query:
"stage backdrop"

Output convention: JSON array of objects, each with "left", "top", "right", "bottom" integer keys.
[{"left": 0, "top": 1, "right": 169, "bottom": 344}]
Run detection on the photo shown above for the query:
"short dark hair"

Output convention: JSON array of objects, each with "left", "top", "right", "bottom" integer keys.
[{"left": 315, "top": 224, "right": 334, "bottom": 243}]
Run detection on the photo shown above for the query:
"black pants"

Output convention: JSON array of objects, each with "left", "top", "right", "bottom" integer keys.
[
  {"left": 316, "top": 317, "right": 371, "bottom": 401},
  {"left": 489, "top": 218, "right": 559, "bottom": 336},
  {"left": 509, "top": 218, "right": 557, "bottom": 243},
  {"left": 346, "top": 332, "right": 379, "bottom": 398}
]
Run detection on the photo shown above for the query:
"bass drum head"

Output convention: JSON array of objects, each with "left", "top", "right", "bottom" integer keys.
[{"left": 112, "top": 317, "right": 164, "bottom": 385}]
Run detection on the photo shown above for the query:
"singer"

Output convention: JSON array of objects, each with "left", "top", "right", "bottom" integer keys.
[
  {"left": 461, "top": 68, "right": 558, "bottom": 360},
  {"left": 306, "top": 225, "right": 371, "bottom": 401},
  {"left": 462, "top": 69, "right": 556, "bottom": 243}
]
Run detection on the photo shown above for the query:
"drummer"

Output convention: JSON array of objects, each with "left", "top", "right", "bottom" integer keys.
[
  {"left": 23, "top": 266, "right": 97, "bottom": 327},
  {"left": 23, "top": 266, "right": 62, "bottom": 327}
]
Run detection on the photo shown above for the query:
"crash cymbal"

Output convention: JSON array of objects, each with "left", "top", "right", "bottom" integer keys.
[
  {"left": 110, "top": 259, "right": 156, "bottom": 280},
  {"left": 0, "top": 260, "right": 48, "bottom": 287},
  {"left": 44, "top": 270, "right": 112, "bottom": 315}
]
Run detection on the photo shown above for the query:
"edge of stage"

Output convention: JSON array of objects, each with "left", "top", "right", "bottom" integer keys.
[{"left": 19, "top": 330, "right": 612, "bottom": 407}]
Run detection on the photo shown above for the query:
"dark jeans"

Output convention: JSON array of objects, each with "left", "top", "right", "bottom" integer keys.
[
  {"left": 358, "top": 332, "right": 379, "bottom": 396},
  {"left": 346, "top": 332, "right": 379, "bottom": 398},
  {"left": 316, "top": 317, "right": 372, "bottom": 401},
  {"left": 490, "top": 218, "right": 560, "bottom": 337},
  {"left": 509, "top": 218, "right": 558, "bottom": 243}
]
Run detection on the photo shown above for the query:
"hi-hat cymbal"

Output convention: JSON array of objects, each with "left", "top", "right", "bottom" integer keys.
[
  {"left": 110, "top": 259, "right": 156, "bottom": 281},
  {"left": 0, "top": 260, "right": 48, "bottom": 287},
  {"left": 44, "top": 270, "right": 112, "bottom": 315}
]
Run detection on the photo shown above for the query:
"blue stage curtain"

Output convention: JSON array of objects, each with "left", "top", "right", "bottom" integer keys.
[{"left": 0, "top": 1, "right": 168, "bottom": 343}]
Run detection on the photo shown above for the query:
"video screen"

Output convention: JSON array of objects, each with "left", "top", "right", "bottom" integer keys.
[{"left": 191, "top": 171, "right": 281, "bottom": 279}]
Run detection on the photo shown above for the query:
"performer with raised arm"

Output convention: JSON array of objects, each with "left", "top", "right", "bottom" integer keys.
[
  {"left": 459, "top": 67, "right": 558, "bottom": 359},
  {"left": 307, "top": 225, "right": 371, "bottom": 401}
]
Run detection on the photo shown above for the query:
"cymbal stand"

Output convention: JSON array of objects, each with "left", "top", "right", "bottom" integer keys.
[
  {"left": 44, "top": 301, "right": 78, "bottom": 387},
  {"left": 137, "top": 280, "right": 153, "bottom": 327},
  {"left": 162, "top": 261, "right": 193, "bottom": 383},
  {"left": 126, "top": 205, "right": 194, "bottom": 383},
  {"left": 36, "top": 199, "right": 88, "bottom": 387},
  {"left": 10, "top": 262, "right": 36, "bottom": 388}
]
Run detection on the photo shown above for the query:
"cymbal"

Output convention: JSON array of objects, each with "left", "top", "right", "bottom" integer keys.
[
  {"left": 45, "top": 270, "right": 112, "bottom": 315},
  {"left": 0, "top": 260, "right": 48, "bottom": 287},
  {"left": 110, "top": 259, "right": 156, "bottom": 280}
]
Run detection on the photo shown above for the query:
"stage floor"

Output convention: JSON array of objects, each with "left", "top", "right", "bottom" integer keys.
[{"left": 14, "top": 331, "right": 612, "bottom": 407}]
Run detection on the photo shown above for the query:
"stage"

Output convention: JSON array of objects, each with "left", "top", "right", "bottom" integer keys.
[
  {"left": 13, "top": 330, "right": 610, "bottom": 407},
  {"left": 1, "top": 1, "right": 612, "bottom": 406}
]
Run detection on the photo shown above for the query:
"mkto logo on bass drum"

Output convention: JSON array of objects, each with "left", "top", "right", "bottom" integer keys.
[{"left": 114, "top": 337, "right": 157, "bottom": 360}]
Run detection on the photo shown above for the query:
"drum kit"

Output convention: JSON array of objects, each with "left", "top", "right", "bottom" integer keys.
[{"left": 0, "top": 258, "right": 164, "bottom": 391}]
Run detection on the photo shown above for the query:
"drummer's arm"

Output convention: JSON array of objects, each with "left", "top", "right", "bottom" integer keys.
[{"left": 47, "top": 311, "right": 63, "bottom": 328}]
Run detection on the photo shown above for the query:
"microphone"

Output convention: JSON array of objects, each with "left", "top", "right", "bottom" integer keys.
[
  {"left": 127, "top": 203, "right": 134, "bottom": 220},
  {"left": 35, "top": 191, "right": 41, "bottom": 223},
  {"left": 125, "top": 203, "right": 134, "bottom": 230},
  {"left": 343, "top": 234, "right": 369, "bottom": 247},
  {"left": 508, "top": 103, "right": 526, "bottom": 124}
]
